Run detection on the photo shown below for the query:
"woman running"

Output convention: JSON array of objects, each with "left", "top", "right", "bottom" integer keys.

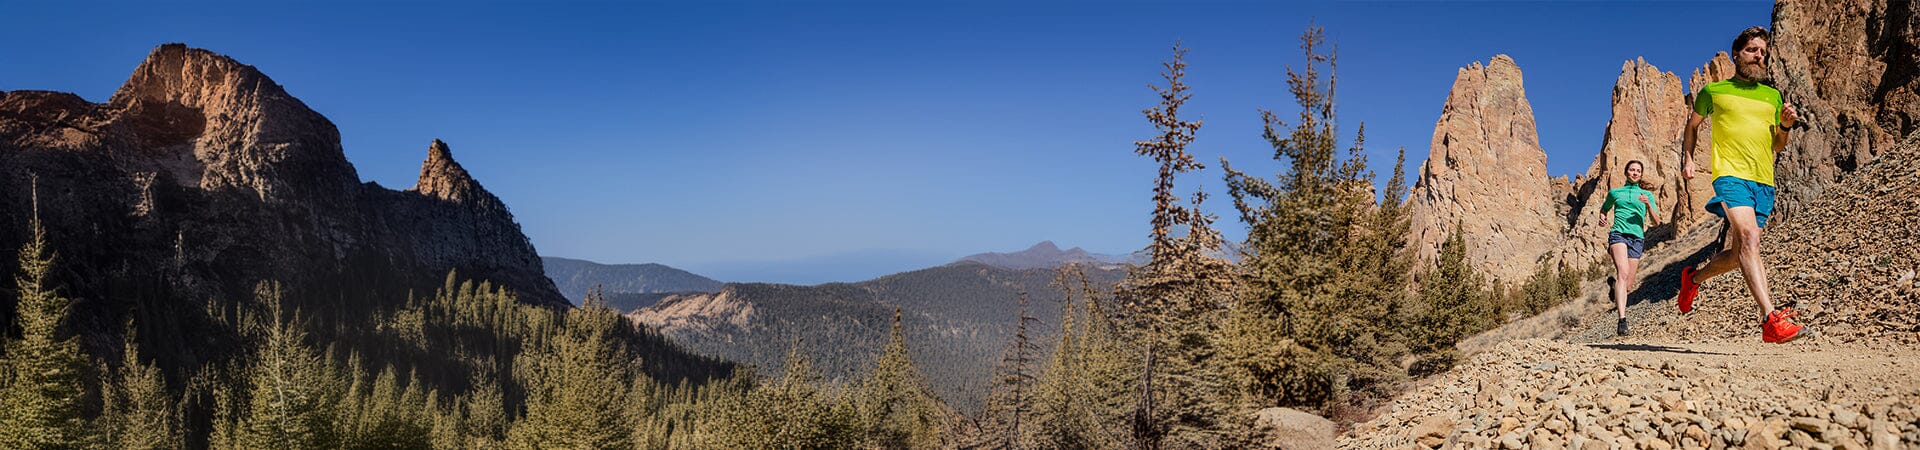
[{"left": 1603, "top": 160, "right": 1660, "bottom": 336}]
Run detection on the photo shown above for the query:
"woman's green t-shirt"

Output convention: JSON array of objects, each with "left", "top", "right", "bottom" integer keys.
[{"left": 1602, "top": 185, "right": 1657, "bottom": 238}]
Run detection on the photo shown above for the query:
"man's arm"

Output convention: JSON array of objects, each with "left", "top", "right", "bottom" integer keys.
[
  {"left": 1683, "top": 112, "right": 1706, "bottom": 179},
  {"left": 1773, "top": 102, "right": 1798, "bottom": 152}
]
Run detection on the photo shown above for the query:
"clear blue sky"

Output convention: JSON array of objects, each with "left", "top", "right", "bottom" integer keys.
[{"left": 2, "top": 1, "right": 1772, "bottom": 284}]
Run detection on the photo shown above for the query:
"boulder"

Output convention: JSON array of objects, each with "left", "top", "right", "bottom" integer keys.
[{"left": 1253, "top": 407, "right": 1336, "bottom": 449}]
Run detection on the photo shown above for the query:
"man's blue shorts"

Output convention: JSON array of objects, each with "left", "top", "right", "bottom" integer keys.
[
  {"left": 1705, "top": 176, "right": 1775, "bottom": 228},
  {"left": 1608, "top": 231, "right": 1644, "bottom": 258}
]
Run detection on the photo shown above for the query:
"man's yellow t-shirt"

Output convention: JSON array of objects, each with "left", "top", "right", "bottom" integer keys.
[{"left": 1694, "top": 79, "right": 1783, "bottom": 186}]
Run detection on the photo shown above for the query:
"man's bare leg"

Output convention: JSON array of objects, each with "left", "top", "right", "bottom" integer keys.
[
  {"left": 1690, "top": 205, "right": 1774, "bottom": 318},
  {"left": 1693, "top": 207, "right": 1744, "bottom": 284},
  {"left": 1726, "top": 206, "right": 1776, "bottom": 319}
]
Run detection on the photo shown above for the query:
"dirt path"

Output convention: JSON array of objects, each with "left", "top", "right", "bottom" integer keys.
[
  {"left": 1341, "top": 339, "right": 1920, "bottom": 449},
  {"left": 1593, "top": 340, "right": 1920, "bottom": 408}
]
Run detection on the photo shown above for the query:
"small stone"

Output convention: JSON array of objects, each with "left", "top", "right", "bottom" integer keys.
[
  {"left": 1631, "top": 417, "right": 1653, "bottom": 434},
  {"left": 1529, "top": 429, "right": 1561, "bottom": 448},
  {"left": 1870, "top": 420, "right": 1900, "bottom": 449},
  {"left": 1744, "top": 418, "right": 1788, "bottom": 450},
  {"left": 1658, "top": 391, "right": 1687, "bottom": 412},
  {"left": 1545, "top": 418, "right": 1569, "bottom": 434},
  {"left": 1500, "top": 431, "right": 1526, "bottom": 449},
  {"left": 1500, "top": 416, "right": 1521, "bottom": 434},
  {"left": 1685, "top": 424, "right": 1709, "bottom": 443},
  {"left": 1787, "top": 429, "right": 1816, "bottom": 448},
  {"left": 1412, "top": 415, "right": 1454, "bottom": 439},
  {"left": 1792, "top": 416, "right": 1830, "bottom": 433},
  {"left": 1834, "top": 408, "right": 1863, "bottom": 429},
  {"left": 1608, "top": 397, "right": 1634, "bottom": 414}
]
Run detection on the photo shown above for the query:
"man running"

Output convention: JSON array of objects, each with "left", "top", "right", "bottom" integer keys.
[
  {"left": 1604, "top": 160, "right": 1659, "bottom": 336},
  {"left": 1676, "top": 26, "right": 1804, "bottom": 343}
]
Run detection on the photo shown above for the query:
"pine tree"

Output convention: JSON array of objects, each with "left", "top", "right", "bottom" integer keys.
[
  {"left": 97, "top": 330, "right": 184, "bottom": 450},
  {"left": 1415, "top": 224, "right": 1494, "bottom": 355},
  {"left": 982, "top": 291, "right": 1041, "bottom": 448},
  {"left": 854, "top": 308, "right": 948, "bottom": 449},
  {"left": 1074, "top": 285, "right": 1137, "bottom": 450},
  {"left": 1117, "top": 42, "right": 1243, "bottom": 450},
  {"left": 0, "top": 205, "right": 90, "bottom": 450},
  {"left": 460, "top": 372, "right": 507, "bottom": 449},
  {"left": 236, "top": 281, "right": 336, "bottom": 450},
  {"left": 338, "top": 364, "right": 428, "bottom": 450},
  {"left": 1028, "top": 284, "right": 1082, "bottom": 450},
  {"left": 1030, "top": 265, "right": 1135, "bottom": 450},
  {"left": 1219, "top": 24, "right": 1415, "bottom": 410},
  {"left": 506, "top": 291, "right": 634, "bottom": 450},
  {"left": 703, "top": 340, "right": 858, "bottom": 449}
]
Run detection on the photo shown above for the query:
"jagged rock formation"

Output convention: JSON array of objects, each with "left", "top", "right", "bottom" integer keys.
[
  {"left": 412, "top": 139, "right": 505, "bottom": 211},
  {"left": 1407, "top": 55, "right": 1569, "bottom": 283},
  {"left": 1768, "top": 0, "right": 1920, "bottom": 221},
  {"left": 0, "top": 44, "right": 566, "bottom": 350},
  {"left": 382, "top": 139, "right": 554, "bottom": 299},
  {"left": 1558, "top": 59, "right": 1694, "bottom": 266}
]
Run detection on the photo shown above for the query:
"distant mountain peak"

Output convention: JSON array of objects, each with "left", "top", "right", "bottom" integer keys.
[
  {"left": 1027, "top": 240, "right": 1060, "bottom": 252},
  {"left": 956, "top": 241, "right": 1130, "bottom": 270}
]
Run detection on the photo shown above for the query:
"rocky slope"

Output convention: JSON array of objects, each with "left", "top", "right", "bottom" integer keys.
[
  {"left": 1767, "top": 0, "right": 1920, "bottom": 222},
  {"left": 0, "top": 44, "right": 565, "bottom": 358}
]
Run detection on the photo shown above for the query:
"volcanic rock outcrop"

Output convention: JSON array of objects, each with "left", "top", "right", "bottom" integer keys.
[
  {"left": 0, "top": 44, "right": 566, "bottom": 342},
  {"left": 1406, "top": 55, "right": 1569, "bottom": 284}
]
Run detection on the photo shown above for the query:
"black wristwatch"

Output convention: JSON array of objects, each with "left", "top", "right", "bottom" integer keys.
[{"left": 1778, "top": 123, "right": 1792, "bottom": 132}]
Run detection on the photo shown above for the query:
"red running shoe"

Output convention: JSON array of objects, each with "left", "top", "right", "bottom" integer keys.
[
  {"left": 1762, "top": 308, "right": 1806, "bottom": 343},
  {"left": 1678, "top": 266, "right": 1698, "bottom": 314}
]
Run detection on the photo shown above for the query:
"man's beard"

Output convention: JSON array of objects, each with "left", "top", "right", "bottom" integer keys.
[{"left": 1736, "top": 60, "right": 1768, "bottom": 81}]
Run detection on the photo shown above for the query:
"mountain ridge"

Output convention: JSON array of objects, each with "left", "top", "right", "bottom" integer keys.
[
  {"left": 954, "top": 240, "right": 1133, "bottom": 270},
  {"left": 541, "top": 256, "right": 723, "bottom": 304},
  {"left": 628, "top": 260, "right": 1128, "bottom": 412}
]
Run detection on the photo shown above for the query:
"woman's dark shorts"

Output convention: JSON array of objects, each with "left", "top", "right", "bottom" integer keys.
[{"left": 1608, "top": 231, "right": 1644, "bottom": 259}]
